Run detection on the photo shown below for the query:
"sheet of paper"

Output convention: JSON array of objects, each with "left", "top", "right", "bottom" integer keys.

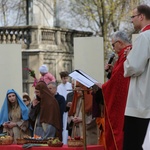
[
  {"left": 75, "top": 69, "right": 98, "bottom": 83},
  {"left": 69, "top": 70, "right": 98, "bottom": 88}
]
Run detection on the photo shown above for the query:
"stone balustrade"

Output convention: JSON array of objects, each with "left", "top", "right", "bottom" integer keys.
[{"left": 0, "top": 25, "right": 92, "bottom": 50}]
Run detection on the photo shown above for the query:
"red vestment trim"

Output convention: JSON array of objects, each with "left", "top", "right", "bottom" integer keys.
[{"left": 141, "top": 24, "right": 150, "bottom": 32}]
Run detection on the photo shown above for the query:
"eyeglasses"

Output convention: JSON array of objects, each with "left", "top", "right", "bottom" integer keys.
[
  {"left": 112, "top": 41, "right": 119, "bottom": 47},
  {"left": 23, "top": 99, "right": 28, "bottom": 102},
  {"left": 130, "top": 14, "right": 141, "bottom": 19}
]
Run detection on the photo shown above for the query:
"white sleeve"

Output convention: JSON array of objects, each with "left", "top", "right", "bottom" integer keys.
[
  {"left": 57, "top": 84, "right": 61, "bottom": 94},
  {"left": 124, "top": 33, "right": 150, "bottom": 77}
]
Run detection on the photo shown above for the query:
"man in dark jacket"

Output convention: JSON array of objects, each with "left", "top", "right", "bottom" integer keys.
[{"left": 47, "top": 82, "right": 66, "bottom": 130}]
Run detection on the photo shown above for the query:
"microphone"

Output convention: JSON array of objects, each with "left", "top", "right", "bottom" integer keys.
[{"left": 105, "top": 53, "right": 115, "bottom": 72}]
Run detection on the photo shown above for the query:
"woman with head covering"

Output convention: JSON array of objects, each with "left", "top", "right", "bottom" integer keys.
[
  {"left": 68, "top": 81, "right": 98, "bottom": 145},
  {"left": 29, "top": 81, "right": 61, "bottom": 140},
  {"left": 0, "top": 89, "right": 29, "bottom": 142}
]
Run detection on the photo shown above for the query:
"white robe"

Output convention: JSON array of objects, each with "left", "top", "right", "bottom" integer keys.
[
  {"left": 57, "top": 82, "right": 72, "bottom": 100},
  {"left": 142, "top": 121, "right": 150, "bottom": 150},
  {"left": 124, "top": 29, "right": 150, "bottom": 118},
  {"left": 57, "top": 82, "right": 72, "bottom": 144}
]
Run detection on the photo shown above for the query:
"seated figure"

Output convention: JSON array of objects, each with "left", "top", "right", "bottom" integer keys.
[{"left": 0, "top": 89, "right": 30, "bottom": 143}]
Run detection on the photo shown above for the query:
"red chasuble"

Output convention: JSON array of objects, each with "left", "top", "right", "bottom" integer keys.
[{"left": 102, "top": 46, "right": 131, "bottom": 150}]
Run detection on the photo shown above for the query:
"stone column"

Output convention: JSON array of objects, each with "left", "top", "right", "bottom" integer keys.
[{"left": 30, "top": 0, "right": 55, "bottom": 26}]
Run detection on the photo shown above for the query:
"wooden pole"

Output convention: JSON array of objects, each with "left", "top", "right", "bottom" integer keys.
[
  {"left": 68, "top": 88, "right": 91, "bottom": 150},
  {"left": 82, "top": 90, "right": 87, "bottom": 150}
]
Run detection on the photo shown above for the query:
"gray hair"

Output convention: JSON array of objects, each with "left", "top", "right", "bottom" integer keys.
[
  {"left": 112, "top": 31, "right": 131, "bottom": 44},
  {"left": 47, "top": 81, "right": 57, "bottom": 87}
]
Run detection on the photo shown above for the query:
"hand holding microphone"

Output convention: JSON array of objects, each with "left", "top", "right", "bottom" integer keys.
[
  {"left": 105, "top": 53, "right": 115, "bottom": 79},
  {"left": 105, "top": 53, "right": 115, "bottom": 72},
  {"left": 105, "top": 64, "right": 113, "bottom": 72}
]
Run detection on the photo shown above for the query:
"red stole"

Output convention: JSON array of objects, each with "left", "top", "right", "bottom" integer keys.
[
  {"left": 102, "top": 46, "right": 131, "bottom": 150},
  {"left": 141, "top": 24, "right": 150, "bottom": 32}
]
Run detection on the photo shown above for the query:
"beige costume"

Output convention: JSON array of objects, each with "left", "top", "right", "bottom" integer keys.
[
  {"left": 0, "top": 89, "right": 30, "bottom": 143},
  {"left": 69, "top": 82, "right": 98, "bottom": 145},
  {"left": 4, "top": 103, "right": 29, "bottom": 143}
]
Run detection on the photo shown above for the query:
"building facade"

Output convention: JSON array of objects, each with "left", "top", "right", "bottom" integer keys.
[{"left": 0, "top": 25, "right": 92, "bottom": 95}]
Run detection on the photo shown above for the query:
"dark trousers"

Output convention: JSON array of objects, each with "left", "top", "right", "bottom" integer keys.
[
  {"left": 123, "top": 116, "right": 149, "bottom": 150},
  {"left": 0, "top": 125, "right": 3, "bottom": 133}
]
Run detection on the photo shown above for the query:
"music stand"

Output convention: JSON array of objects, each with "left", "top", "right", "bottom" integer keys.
[{"left": 69, "top": 69, "right": 98, "bottom": 150}]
